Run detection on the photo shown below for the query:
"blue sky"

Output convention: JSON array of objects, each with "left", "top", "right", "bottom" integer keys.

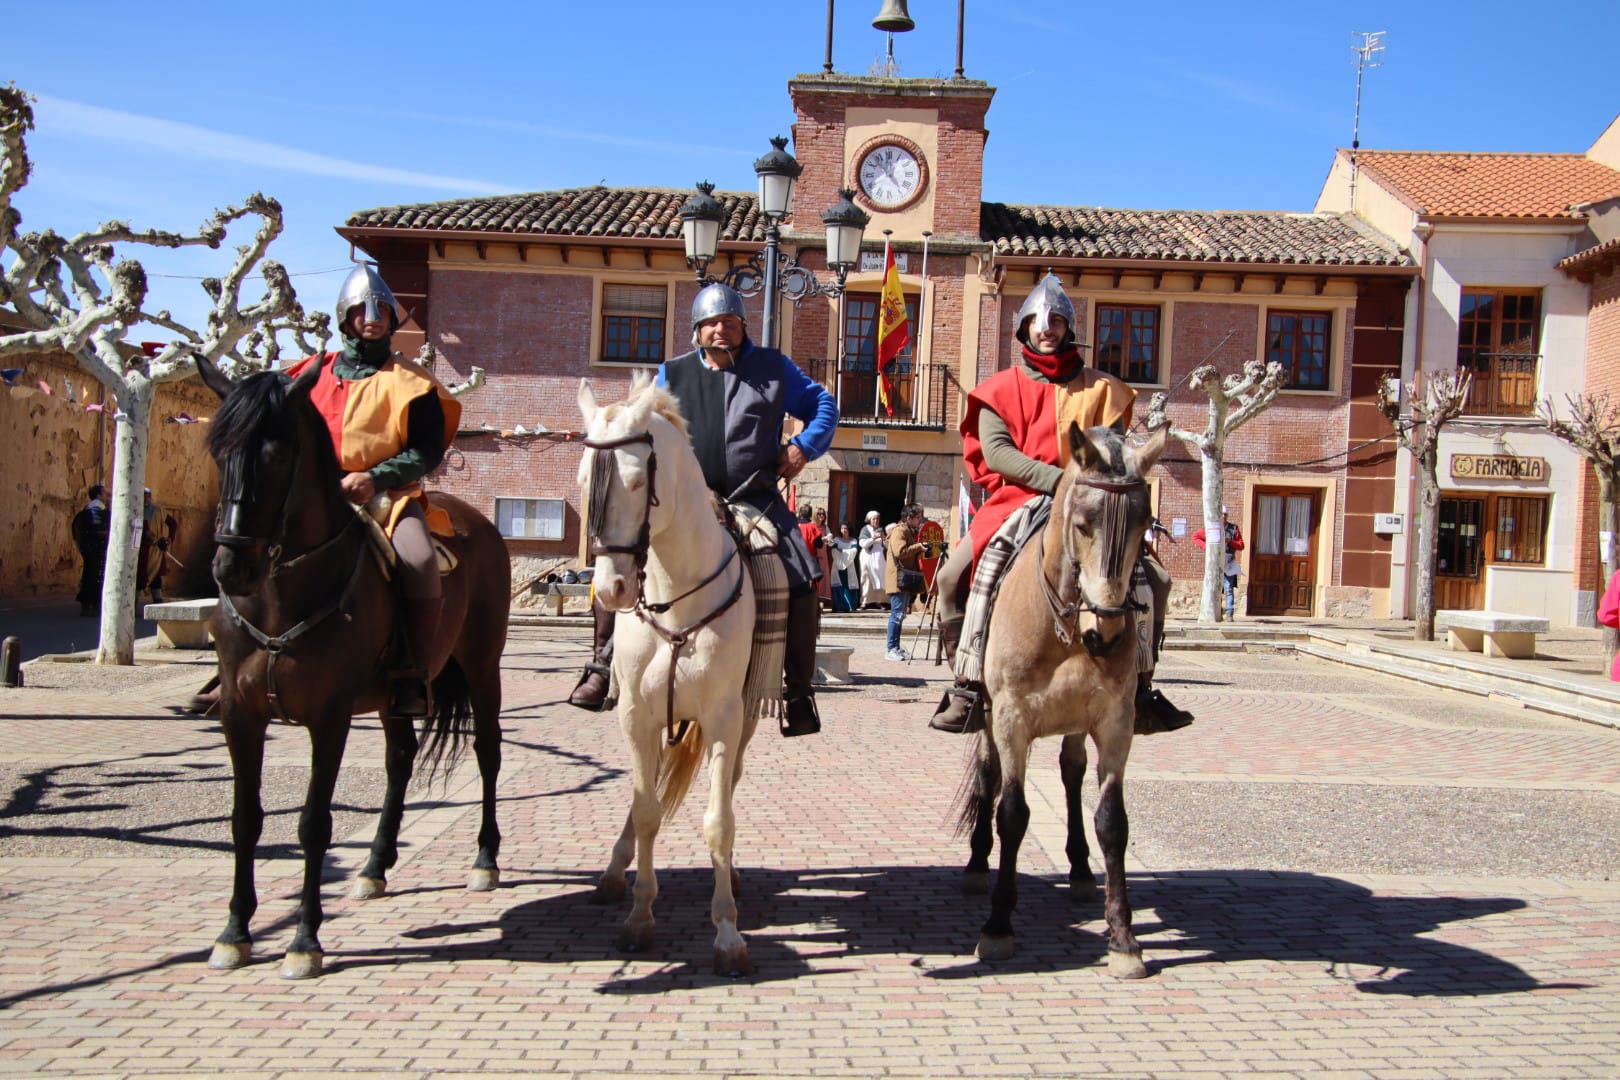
[{"left": 7, "top": 1, "right": 1615, "bottom": 343}]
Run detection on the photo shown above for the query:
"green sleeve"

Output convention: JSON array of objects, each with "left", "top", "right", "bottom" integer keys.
[{"left": 979, "top": 406, "right": 1063, "bottom": 495}]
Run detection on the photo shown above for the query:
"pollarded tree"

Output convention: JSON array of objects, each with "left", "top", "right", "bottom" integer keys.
[
  {"left": 1539, "top": 392, "right": 1620, "bottom": 659},
  {"left": 1, "top": 84, "right": 326, "bottom": 664},
  {"left": 1376, "top": 369, "right": 1472, "bottom": 642},
  {"left": 1146, "top": 358, "right": 1285, "bottom": 622}
]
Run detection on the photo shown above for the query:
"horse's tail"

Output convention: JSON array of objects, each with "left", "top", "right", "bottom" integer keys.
[
  {"left": 417, "top": 656, "right": 474, "bottom": 786},
  {"left": 655, "top": 722, "right": 706, "bottom": 824},
  {"left": 952, "top": 733, "right": 996, "bottom": 838}
]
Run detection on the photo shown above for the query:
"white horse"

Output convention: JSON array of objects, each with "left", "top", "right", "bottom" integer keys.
[{"left": 577, "top": 373, "right": 759, "bottom": 975}]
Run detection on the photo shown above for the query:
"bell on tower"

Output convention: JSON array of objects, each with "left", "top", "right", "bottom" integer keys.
[{"left": 872, "top": 0, "right": 914, "bottom": 33}]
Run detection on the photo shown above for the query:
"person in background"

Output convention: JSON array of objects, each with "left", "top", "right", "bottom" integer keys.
[
  {"left": 137, "top": 488, "right": 179, "bottom": 604},
  {"left": 829, "top": 522, "right": 860, "bottom": 613},
  {"left": 1598, "top": 567, "right": 1620, "bottom": 682},
  {"left": 1193, "top": 506, "right": 1244, "bottom": 620},
  {"left": 797, "top": 505, "right": 831, "bottom": 611},
  {"left": 858, "top": 510, "right": 887, "bottom": 609},
  {"left": 885, "top": 505, "right": 926, "bottom": 661},
  {"left": 71, "top": 483, "right": 110, "bottom": 617}
]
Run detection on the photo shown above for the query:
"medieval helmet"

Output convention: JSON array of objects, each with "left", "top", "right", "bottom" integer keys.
[
  {"left": 1013, "top": 273, "right": 1077, "bottom": 347},
  {"left": 335, "top": 263, "right": 406, "bottom": 335},
  {"left": 690, "top": 282, "right": 747, "bottom": 345}
]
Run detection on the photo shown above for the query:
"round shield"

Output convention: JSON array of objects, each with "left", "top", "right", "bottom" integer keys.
[{"left": 917, "top": 519, "right": 946, "bottom": 591}]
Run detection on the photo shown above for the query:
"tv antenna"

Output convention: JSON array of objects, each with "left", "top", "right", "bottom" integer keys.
[{"left": 1349, "top": 31, "right": 1386, "bottom": 205}]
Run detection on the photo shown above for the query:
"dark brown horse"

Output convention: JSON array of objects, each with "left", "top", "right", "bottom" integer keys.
[
  {"left": 196, "top": 356, "right": 509, "bottom": 979},
  {"left": 958, "top": 423, "right": 1166, "bottom": 977}
]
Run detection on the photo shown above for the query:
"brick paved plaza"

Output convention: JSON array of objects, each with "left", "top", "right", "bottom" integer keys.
[{"left": 2, "top": 625, "right": 1618, "bottom": 1078}]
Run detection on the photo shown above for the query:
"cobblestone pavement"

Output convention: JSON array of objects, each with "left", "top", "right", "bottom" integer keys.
[{"left": 1, "top": 627, "right": 1618, "bottom": 1078}]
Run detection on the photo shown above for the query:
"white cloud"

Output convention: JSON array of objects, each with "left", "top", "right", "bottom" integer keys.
[{"left": 34, "top": 95, "right": 514, "bottom": 195}]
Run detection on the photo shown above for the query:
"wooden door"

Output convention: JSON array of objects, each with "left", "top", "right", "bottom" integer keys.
[
  {"left": 1247, "top": 490, "right": 1319, "bottom": 616},
  {"left": 1435, "top": 495, "right": 1486, "bottom": 610}
]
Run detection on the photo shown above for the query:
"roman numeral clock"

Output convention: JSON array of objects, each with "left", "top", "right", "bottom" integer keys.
[{"left": 853, "top": 135, "right": 929, "bottom": 213}]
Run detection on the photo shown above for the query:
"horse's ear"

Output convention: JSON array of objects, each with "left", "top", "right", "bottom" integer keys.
[
  {"left": 1135, "top": 427, "right": 1169, "bottom": 476},
  {"left": 194, "top": 354, "right": 233, "bottom": 400},
  {"left": 288, "top": 356, "right": 323, "bottom": 400},
  {"left": 1068, "top": 421, "right": 1104, "bottom": 471},
  {"left": 578, "top": 378, "right": 599, "bottom": 425}
]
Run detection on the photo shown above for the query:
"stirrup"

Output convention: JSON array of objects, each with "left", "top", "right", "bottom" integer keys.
[
  {"left": 389, "top": 669, "right": 431, "bottom": 719},
  {"left": 780, "top": 692, "right": 821, "bottom": 738},
  {"left": 930, "top": 681, "right": 984, "bottom": 734}
]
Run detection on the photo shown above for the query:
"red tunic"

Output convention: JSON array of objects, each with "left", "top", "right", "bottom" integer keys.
[{"left": 960, "top": 364, "right": 1134, "bottom": 564}]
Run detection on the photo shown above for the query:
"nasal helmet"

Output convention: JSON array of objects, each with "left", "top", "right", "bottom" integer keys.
[
  {"left": 335, "top": 263, "right": 407, "bottom": 336},
  {"left": 1014, "top": 273, "right": 1077, "bottom": 347}
]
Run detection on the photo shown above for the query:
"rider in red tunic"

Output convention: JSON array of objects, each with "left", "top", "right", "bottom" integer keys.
[
  {"left": 929, "top": 275, "right": 1193, "bottom": 735},
  {"left": 286, "top": 265, "right": 460, "bottom": 720}
]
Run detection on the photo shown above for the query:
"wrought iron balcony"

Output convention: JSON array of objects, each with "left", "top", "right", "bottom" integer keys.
[
  {"left": 1458, "top": 350, "right": 1540, "bottom": 418},
  {"left": 802, "top": 360, "right": 950, "bottom": 429}
]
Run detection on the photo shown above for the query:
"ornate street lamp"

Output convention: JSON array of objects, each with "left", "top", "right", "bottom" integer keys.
[{"left": 679, "top": 137, "right": 871, "bottom": 350}]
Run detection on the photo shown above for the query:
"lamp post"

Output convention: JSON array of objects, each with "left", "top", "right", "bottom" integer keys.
[{"left": 679, "top": 137, "right": 871, "bottom": 350}]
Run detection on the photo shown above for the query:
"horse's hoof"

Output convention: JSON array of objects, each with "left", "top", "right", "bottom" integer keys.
[
  {"left": 1107, "top": 949, "right": 1148, "bottom": 979},
  {"left": 618, "top": 922, "right": 656, "bottom": 953},
  {"left": 208, "top": 941, "right": 252, "bottom": 970},
  {"left": 280, "top": 950, "right": 324, "bottom": 980},
  {"left": 713, "top": 945, "right": 752, "bottom": 977},
  {"left": 976, "top": 933, "right": 1016, "bottom": 962},
  {"left": 1068, "top": 873, "right": 1098, "bottom": 903},
  {"left": 467, "top": 867, "right": 500, "bottom": 892},
  {"left": 962, "top": 870, "right": 991, "bottom": 896},
  {"left": 350, "top": 875, "right": 387, "bottom": 901},
  {"left": 590, "top": 878, "right": 626, "bottom": 906}
]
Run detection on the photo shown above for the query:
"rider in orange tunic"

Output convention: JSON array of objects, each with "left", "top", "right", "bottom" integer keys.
[
  {"left": 286, "top": 265, "right": 461, "bottom": 720},
  {"left": 930, "top": 274, "right": 1193, "bottom": 736}
]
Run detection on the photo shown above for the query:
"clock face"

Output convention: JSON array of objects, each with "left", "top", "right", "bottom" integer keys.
[{"left": 858, "top": 144, "right": 923, "bottom": 209}]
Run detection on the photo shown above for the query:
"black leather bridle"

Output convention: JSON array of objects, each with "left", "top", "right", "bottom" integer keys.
[{"left": 1036, "top": 474, "right": 1149, "bottom": 656}]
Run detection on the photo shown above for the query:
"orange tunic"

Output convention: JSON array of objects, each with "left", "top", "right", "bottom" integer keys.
[{"left": 287, "top": 352, "right": 461, "bottom": 536}]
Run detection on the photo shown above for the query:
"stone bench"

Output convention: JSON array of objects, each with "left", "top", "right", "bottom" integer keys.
[
  {"left": 1434, "top": 610, "right": 1550, "bottom": 660},
  {"left": 536, "top": 583, "right": 593, "bottom": 616},
  {"left": 814, "top": 644, "right": 853, "bottom": 685},
  {"left": 142, "top": 598, "right": 219, "bottom": 649}
]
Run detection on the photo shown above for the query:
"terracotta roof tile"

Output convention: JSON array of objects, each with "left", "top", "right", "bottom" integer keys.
[
  {"left": 347, "top": 187, "right": 1411, "bottom": 268},
  {"left": 980, "top": 204, "right": 1411, "bottom": 266},
  {"left": 345, "top": 186, "right": 769, "bottom": 244},
  {"left": 1350, "top": 151, "right": 1620, "bottom": 219}
]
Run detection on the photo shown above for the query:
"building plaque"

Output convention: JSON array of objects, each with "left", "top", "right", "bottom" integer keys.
[
  {"left": 1449, "top": 454, "right": 1548, "bottom": 482},
  {"left": 862, "top": 432, "right": 888, "bottom": 451}
]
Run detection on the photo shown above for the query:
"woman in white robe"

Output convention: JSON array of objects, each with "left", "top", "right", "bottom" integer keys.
[{"left": 858, "top": 510, "right": 888, "bottom": 609}]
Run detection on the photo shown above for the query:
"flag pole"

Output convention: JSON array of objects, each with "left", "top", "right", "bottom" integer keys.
[{"left": 918, "top": 229, "right": 931, "bottom": 416}]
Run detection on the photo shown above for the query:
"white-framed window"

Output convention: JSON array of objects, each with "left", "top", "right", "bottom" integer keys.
[{"left": 495, "top": 497, "right": 566, "bottom": 540}]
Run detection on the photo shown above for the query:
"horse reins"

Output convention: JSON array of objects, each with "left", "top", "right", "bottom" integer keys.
[
  {"left": 1037, "top": 474, "right": 1149, "bottom": 656},
  {"left": 212, "top": 435, "right": 372, "bottom": 723},
  {"left": 584, "top": 429, "right": 747, "bottom": 745}
]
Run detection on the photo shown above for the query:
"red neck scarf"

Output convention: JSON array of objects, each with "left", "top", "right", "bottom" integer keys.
[{"left": 1020, "top": 343, "right": 1083, "bottom": 381}]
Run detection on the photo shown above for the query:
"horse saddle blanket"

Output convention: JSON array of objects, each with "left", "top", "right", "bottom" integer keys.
[
  {"left": 357, "top": 503, "right": 459, "bottom": 579},
  {"left": 724, "top": 499, "right": 788, "bottom": 721}
]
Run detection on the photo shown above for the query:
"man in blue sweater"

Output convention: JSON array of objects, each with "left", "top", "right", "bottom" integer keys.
[{"left": 570, "top": 283, "right": 839, "bottom": 737}]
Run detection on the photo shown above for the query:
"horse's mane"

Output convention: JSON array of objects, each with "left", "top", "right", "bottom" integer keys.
[{"left": 599, "top": 372, "right": 691, "bottom": 444}]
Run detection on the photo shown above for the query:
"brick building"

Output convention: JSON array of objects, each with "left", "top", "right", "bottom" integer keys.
[
  {"left": 1317, "top": 118, "right": 1620, "bottom": 625},
  {"left": 341, "top": 73, "right": 1416, "bottom": 617}
]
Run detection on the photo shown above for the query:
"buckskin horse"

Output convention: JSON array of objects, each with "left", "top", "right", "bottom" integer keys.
[
  {"left": 196, "top": 355, "right": 509, "bottom": 979},
  {"left": 958, "top": 423, "right": 1166, "bottom": 977},
  {"left": 577, "top": 374, "right": 759, "bottom": 975}
]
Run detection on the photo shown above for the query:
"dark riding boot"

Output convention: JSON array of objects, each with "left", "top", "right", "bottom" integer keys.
[
  {"left": 390, "top": 596, "right": 441, "bottom": 721},
  {"left": 1134, "top": 676, "right": 1194, "bottom": 734},
  {"left": 183, "top": 673, "right": 221, "bottom": 717},
  {"left": 780, "top": 590, "right": 821, "bottom": 737},
  {"left": 568, "top": 601, "right": 615, "bottom": 712},
  {"left": 930, "top": 616, "right": 985, "bottom": 734}
]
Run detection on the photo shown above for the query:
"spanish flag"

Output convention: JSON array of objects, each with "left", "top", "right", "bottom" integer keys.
[{"left": 876, "top": 243, "right": 910, "bottom": 418}]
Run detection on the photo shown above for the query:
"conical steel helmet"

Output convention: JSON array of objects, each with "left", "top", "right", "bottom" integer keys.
[
  {"left": 335, "top": 263, "right": 406, "bottom": 332},
  {"left": 1013, "top": 273, "right": 1077, "bottom": 346}
]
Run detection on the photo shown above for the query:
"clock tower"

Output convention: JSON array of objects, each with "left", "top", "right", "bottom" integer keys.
[{"left": 787, "top": 74, "right": 994, "bottom": 245}]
